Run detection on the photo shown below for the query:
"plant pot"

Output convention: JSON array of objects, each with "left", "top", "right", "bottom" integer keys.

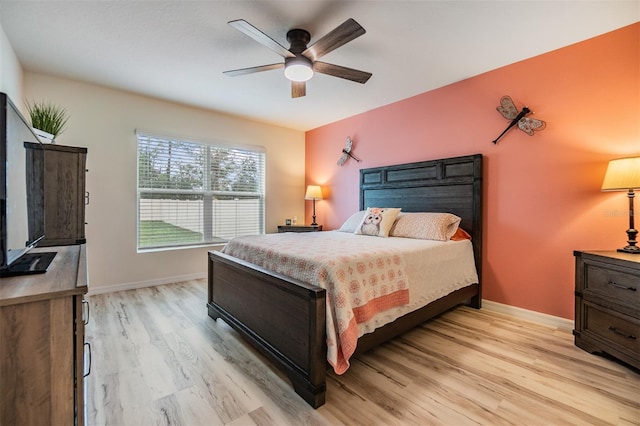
[{"left": 33, "top": 128, "right": 55, "bottom": 144}]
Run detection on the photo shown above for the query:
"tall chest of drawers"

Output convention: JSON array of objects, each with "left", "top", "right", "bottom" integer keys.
[
  {"left": 573, "top": 250, "right": 639, "bottom": 370},
  {"left": 25, "top": 142, "right": 88, "bottom": 247}
]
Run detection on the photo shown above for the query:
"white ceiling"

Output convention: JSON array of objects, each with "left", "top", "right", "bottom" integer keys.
[{"left": 1, "top": 1, "right": 637, "bottom": 131}]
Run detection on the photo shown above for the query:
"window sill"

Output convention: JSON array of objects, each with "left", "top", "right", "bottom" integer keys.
[{"left": 137, "top": 242, "right": 227, "bottom": 254}]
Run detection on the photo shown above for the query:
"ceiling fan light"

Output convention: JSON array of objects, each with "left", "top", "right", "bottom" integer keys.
[{"left": 284, "top": 57, "right": 313, "bottom": 82}]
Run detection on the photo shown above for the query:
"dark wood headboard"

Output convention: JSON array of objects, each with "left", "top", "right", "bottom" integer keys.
[{"left": 359, "top": 154, "right": 483, "bottom": 282}]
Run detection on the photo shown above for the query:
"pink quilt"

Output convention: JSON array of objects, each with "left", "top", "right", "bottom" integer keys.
[{"left": 221, "top": 232, "right": 410, "bottom": 374}]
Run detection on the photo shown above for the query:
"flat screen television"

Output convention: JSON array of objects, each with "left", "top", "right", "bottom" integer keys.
[{"left": 0, "top": 92, "right": 54, "bottom": 277}]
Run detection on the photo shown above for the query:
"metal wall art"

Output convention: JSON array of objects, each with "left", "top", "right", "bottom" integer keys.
[
  {"left": 337, "top": 136, "right": 360, "bottom": 166},
  {"left": 492, "top": 96, "right": 546, "bottom": 144}
]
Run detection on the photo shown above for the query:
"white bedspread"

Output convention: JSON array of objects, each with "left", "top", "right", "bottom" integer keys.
[
  {"left": 358, "top": 232, "right": 479, "bottom": 333},
  {"left": 221, "top": 230, "right": 478, "bottom": 373}
]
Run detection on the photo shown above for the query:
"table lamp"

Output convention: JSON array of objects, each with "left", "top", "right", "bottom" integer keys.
[
  {"left": 601, "top": 156, "right": 640, "bottom": 253},
  {"left": 305, "top": 185, "right": 323, "bottom": 226}
]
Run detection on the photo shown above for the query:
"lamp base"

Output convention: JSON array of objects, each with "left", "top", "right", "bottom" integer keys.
[
  {"left": 618, "top": 226, "right": 639, "bottom": 254},
  {"left": 618, "top": 246, "right": 640, "bottom": 254}
]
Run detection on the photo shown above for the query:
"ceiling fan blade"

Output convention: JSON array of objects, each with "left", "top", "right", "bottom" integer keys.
[
  {"left": 228, "top": 19, "right": 295, "bottom": 59},
  {"left": 223, "top": 63, "right": 284, "bottom": 77},
  {"left": 302, "top": 18, "right": 366, "bottom": 61},
  {"left": 291, "top": 81, "right": 306, "bottom": 98},
  {"left": 313, "top": 61, "right": 372, "bottom": 84}
]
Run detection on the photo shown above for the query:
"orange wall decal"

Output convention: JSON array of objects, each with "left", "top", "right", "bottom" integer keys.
[{"left": 305, "top": 23, "right": 639, "bottom": 320}]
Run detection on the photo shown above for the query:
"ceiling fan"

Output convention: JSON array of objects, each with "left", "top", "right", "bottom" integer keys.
[{"left": 223, "top": 18, "right": 372, "bottom": 98}]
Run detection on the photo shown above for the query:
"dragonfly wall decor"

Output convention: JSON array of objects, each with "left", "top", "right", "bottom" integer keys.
[
  {"left": 337, "top": 136, "right": 361, "bottom": 166},
  {"left": 492, "top": 96, "right": 546, "bottom": 144}
]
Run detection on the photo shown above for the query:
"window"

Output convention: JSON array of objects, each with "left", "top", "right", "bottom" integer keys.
[{"left": 136, "top": 132, "right": 265, "bottom": 251}]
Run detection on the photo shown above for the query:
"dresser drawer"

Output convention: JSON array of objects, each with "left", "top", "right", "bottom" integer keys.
[
  {"left": 583, "top": 302, "right": 639, "bottom": 355},
  {"left": 574, "top": 251, "right": 640, "bottom": 370},
  {"left": 583, "top": 260, "right": 640, "bottom": 307}
]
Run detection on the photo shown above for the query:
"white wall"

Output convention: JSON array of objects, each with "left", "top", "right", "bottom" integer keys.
[
  {"left": 0, "top": 23, "right": 23, "bottom": 107},
  {"left": 24, "top": 72, "right": 306, "bottom": 292}
]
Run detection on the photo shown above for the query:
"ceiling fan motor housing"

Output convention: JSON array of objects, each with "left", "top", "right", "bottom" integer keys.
[
  {"left": 284, "top": 29, "right": 313, "bottom": 81},
  {"left": 286, "top": 29, "right": 311, "bottom": 53}
]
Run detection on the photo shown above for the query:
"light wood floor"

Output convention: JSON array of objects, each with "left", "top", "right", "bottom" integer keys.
[{"left": 85, "top": 279, "right": 640, "bottom": 426}]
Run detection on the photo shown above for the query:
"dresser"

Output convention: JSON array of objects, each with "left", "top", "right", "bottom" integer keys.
[
  {"left": 0, "top": 245, "right": 89, "bottom": 425},
  {"left": 573, "top": 250, "right": 639, "bottom": 370},
  {"left": 277, "top": 225, "right": 323, "bottom": 233}
]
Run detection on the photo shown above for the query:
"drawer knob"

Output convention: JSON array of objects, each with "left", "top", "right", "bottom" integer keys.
[
  {"left": 607, "top": 281, "right": 637, "bottom": 292},
  {"left": 608, "top": 326, "right": 637, "bottom": 340}
]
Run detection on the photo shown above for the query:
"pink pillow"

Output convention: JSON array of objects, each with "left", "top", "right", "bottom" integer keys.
[
  {"left": 450, "top": 227, "right": 471, "bottom": 241},
  {"left": 389, "top": 212, "right": 461, "bottom": 241}
]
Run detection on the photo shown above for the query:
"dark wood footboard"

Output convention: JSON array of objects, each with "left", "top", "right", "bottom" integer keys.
[{"left": 207, "top": 250, "right": 328, "bottom": 407}]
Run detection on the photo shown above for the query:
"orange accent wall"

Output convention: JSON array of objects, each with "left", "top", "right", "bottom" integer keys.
[{"left": 305, "top": 23, "right": 639, "bottom": 320}]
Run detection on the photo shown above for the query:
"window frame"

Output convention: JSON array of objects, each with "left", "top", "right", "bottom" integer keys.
[{"left": 136, "top": 131, "right": 266, "bottom": 252}]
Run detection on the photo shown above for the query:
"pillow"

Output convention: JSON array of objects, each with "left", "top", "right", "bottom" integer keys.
[
  {"left": 338, "top": 210, "right": 367, "bottom": 233},
  {"left": 355, "top": 207, "right": 402, "bottom": 237},
  {"left": 450, "top": 227, "right": 471, "bottom": 241},
  {"left": 389, "top": 212, "right": 461, "bottom": 241}
]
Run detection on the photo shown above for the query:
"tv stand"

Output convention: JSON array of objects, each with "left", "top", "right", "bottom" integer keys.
[
  {"left": 0, "top": 251, "right": 56, "bottom": 277},
  {"left": 0, "top": 245, "right": 88, "bottom": 425}
]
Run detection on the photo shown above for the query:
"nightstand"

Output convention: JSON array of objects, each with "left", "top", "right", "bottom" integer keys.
[
  {"left": 573, "top": 250, "right": 640, "bottom": 370},
  {"left": 277, "top": 225, "right": 323, "bottom": 233}
]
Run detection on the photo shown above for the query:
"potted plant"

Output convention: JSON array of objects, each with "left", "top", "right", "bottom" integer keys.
[{"left": 26, "top": 100, "right": 69, "bottom": 144}]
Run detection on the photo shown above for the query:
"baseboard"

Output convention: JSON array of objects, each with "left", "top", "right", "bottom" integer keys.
[
  {"left": 86, "top": 272, "right": 206, "bottom": 296},
  {"left": 481, "top": 300, "right": 574, "bottom": 331},
  {"left": 88, "top": 278, "right": 573, "bottom": 331}
]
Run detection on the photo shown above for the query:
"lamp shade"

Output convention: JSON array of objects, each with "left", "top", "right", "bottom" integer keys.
[
  {"left": 601, "top": 157, "right": 640, "bottom": 191},
  {"left": 305, "top": 185, "right": 323, "bottom": 200}
]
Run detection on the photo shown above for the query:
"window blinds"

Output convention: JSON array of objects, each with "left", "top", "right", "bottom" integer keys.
[{"left": 136, "top": 132, "right": 265, "bottom": 250}]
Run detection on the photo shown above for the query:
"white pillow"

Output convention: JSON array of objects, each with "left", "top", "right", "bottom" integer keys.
[
  {"left": 355, "top": 207, "right": 402, "bottom": 237},
  {"left": 338, "top": 210, "right": 367, "bottom": 233}
]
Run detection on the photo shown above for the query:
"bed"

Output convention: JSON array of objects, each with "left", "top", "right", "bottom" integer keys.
[{"left": 207, "top": 154, "right": 483, "bottom": 408}]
